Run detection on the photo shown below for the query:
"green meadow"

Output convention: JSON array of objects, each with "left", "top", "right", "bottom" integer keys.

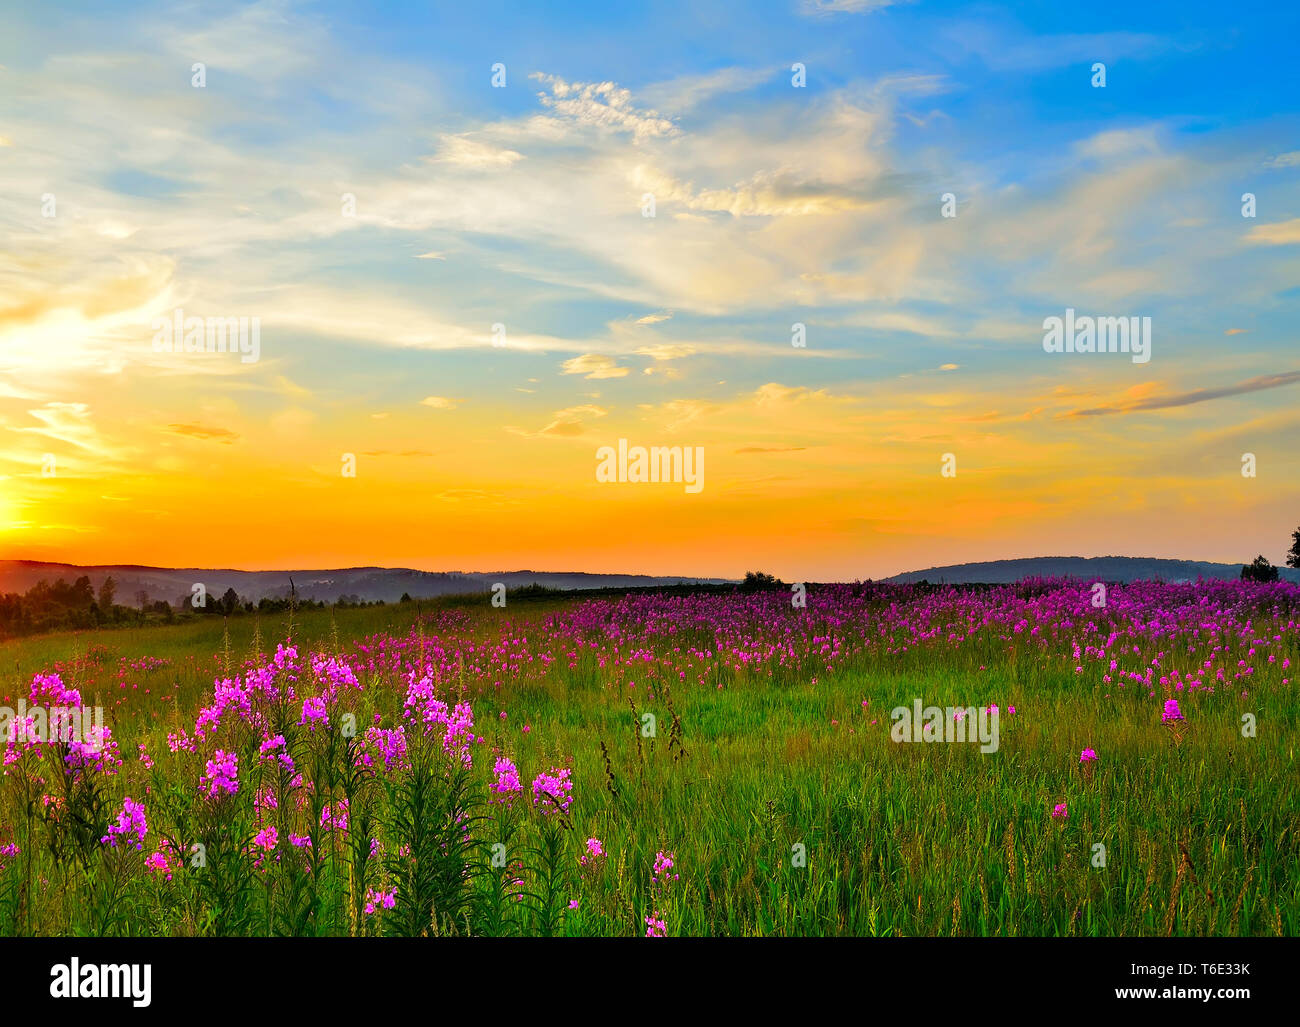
[{"left": 1, "top": 586, "right": 1296, "bottom": 937}]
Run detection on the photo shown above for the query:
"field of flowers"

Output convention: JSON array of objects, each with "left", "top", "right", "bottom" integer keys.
[{"left": 1, "top": 578, "right": 1297, "bottom": 937}]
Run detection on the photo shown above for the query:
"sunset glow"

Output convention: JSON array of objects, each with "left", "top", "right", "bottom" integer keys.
[{"left": 2, "top": 1, "right": 1298, "bottom": 578}]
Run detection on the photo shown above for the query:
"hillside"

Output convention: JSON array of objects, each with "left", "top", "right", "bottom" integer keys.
[
  {"left": 886, "top": 555, "right": 1300, "bottom": 584},
  {"left": 0, "top": 561, "right": 733, "bottom": 605}
]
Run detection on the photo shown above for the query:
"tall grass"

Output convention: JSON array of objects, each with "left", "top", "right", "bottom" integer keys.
[{"left": 0, "top": 583, "right": 1295, "bottom": 936}]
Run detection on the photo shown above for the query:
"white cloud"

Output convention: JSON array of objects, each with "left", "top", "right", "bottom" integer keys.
[{"left": 561, "top": 354, "right": 630, "bottom": 379}]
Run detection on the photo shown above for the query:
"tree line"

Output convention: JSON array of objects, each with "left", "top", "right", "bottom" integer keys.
[
  {"left": 0, "top": 575, "right": 385, "bottom": 638},
  {"left": 1240, "top": 528, "right": 1300, "bottom": 582}
]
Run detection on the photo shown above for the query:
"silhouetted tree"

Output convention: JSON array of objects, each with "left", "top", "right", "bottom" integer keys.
[
  {"left": 1288, "top": 528, "right": 1300, "bottom": 570},
  {"left": 1241, "top": 555, "right": 1279, "bottom": 583},
  {"left": 739, "top": 571, "right": 786, "bottom": 591}
]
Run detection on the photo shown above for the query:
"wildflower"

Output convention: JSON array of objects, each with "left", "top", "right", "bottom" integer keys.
[
  {"left": 145, "top": 842, "right": 176, "bottom": 881},
  {"left": 202, "top": 750, "right": 239, "bottom": 797},
  {"left": 491, "top": 758, "right": 523, "bottom": 806},
  {"left": 362, "top": 725, "right": 408, "bottom": 772},
  {"left": 532, "top": 767, "right": 572, "bottom": 815},
  {"left": 580, "top": 837, "right": 605, "bottom": 870},
  {"left": 258, "top": 734, "right": 295, "bottom": 773},
  {"left": 0, "top": 841, "right": 20, "bottom": 874},
  {"left": 1051, "top": 803, "right": 1068, "bottom": 820},
  {"left": 253, "top": 825, "right": 279, "bottom": 851},
  {"left": 300, "top": 696, "right": 329, "bottom": 731},
  {"left": 652, "top": 850, "right": 679, "bottom": 889},
  {"left": 363, "top": 888, "right": 396, "bottom": 915},
  {"left": 101, "top": 796, "right": 148, "bottom": 850},
  {"left": 1079, "top": 748, "right": 1098, "bottom": 763},
  {"left": 320, "top": 798, "right": 349, "bottom": 832},
  {"left": 1162, "top": 698, "right": 1184, "bottom": 722}
]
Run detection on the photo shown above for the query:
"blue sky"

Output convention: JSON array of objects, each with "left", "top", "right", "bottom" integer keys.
[{"left": 1, "top": 0, "right": 1298, "bottom": 577}]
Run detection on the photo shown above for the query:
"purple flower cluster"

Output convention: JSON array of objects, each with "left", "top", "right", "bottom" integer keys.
[
  {"left": 490, "top": 758, "right": 522, "bottom": 806},
  {"left": 202, "top": 750, "right": 239, "bottom": 797},
  {"left": 258, "top": 734, "right": 296, "bottom": 773},
  {"left": 101, "top": 796, "right": 148, "bottom": 850},
  {"left": 361, "top": 725, "right": 408, "bottom": 772},
  {"left": 299, "top": 695, "right": 329, "bottom": 731},
  {"left": 531, "top": 767, "right": 572, "bottom": 815},
  {"left": 364, "top": 888, "right": 396, "bottom": 914}
]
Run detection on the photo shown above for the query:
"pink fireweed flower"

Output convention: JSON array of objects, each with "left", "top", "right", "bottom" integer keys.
[
  {"left": 1051, "top": 803, "right": 1068, "bottom": 819},
  {"left": 1162, "top": 699, "right": 1184, "bottom": 722},
  {"left": 531, "top": 767, "right": 572, "bottom": 816},
  {"left": 100, "top": 797, "right": 148, "bottom": 850},
  {"left": 1080, "top": 748, "right": 1098, "bottom": 763},
  {"left": 137, "top": 743, "right": 154, "bottom": 770},
  {"left": 202, "top": 750, "right": 239, "bottom": 797},
  {"left": 69, "top": 736, "right": 118, "bottom": 775},
  {"left": 258, "top": 734, "right": 295, "bottom": 773},
  {"left": 194, "top": 677, "right": 252, "bottom": 739},
  {"left": 320, "top": 798, "right": 349, "bottom": 832},
  {"left": 253, "top": 825, "right": 279, "bottom": 851},
  {"left": 299, "top": 696, "right": 329, "bottom": 731},
  {"left": 363, "top": 888, "right": 397, "bottom": 915},
  {"left": 401, "top": 677, "right": 475, "bottom": 765},
  {"left": 652, "top": 850, "right": 679, "bottom": 887},
  {"left": 490, "top": 758, "right": 522, "bottom": 806},
  {"left": 144, "top": 843, "right": 176, "bottom": 881},
  {"left": 569, "top": 899, "right": 580, "bottom": 910},
  {"left": 361, "top": 725, "right": 408, "bottom": 772},
  {"left": 645, "top": 914, "right": 667, "bottom": 938}
]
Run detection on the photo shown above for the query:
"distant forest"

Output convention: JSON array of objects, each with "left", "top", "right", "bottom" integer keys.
[{"left": 0, "top": 575, "right": 384, "bottom": 638}]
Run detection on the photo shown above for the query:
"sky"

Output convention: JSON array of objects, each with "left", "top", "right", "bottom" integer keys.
[{"left": 1, "top": 0, "right": 1298, "bottom": 581}]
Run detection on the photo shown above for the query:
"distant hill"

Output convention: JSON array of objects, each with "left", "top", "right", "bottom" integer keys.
[
  {"left": 886, "top": 556, "right": 1300, "bottom": 585},
  {"left": 0, "top": 561, "right": 733, "bottom": 606}
]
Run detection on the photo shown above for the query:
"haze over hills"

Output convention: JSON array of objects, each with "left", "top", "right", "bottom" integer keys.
[
  {"left": 0, "top": 561, "right": 733, "bottom": 606},
  {"left": 2, "top": 555, "right": 1295, "bottom": 608},
  {"left": 886, "top": 556, "right": 1300, "bottom": 585}
]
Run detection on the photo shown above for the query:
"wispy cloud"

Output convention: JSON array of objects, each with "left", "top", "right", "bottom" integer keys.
[
  {"left": 165, "top": 423, "right": 239, "bottom": 443},
  {"left": 1062, "top": 371, "right": 1300, "bottom": 418},
  {"left": 561, "top": 354, "right": 630, "bottom": 379}
]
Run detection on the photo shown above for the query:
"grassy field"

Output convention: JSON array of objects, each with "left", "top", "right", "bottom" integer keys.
[{"left": 1, "top": 581, "right": 1296, "bottom": 937}]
